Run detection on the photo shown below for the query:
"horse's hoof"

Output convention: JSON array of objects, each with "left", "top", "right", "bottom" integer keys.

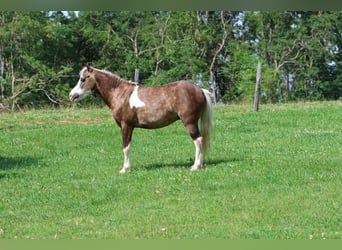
[
  {"left": 191, "top": 164, "right": 206, "bottom": 171},
  {"left": 119, "top": 168, "right": 131, "bottom": 174},
  {"left": 191, "top": 165, "right": 200, "bottom": 171}
]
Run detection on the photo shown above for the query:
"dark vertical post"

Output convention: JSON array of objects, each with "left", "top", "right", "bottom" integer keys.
[
  {"left": 253, "top": 62, "right": 262, "bottom": 112},
  {"left": 0, "top": 14, "right": 4, "bottom": 101},
  {"left": 0, "top": 46, "right": 4, "bottom": 100},
  {"left": 134, "top": 68, "right": 140, "bottom": 83}
]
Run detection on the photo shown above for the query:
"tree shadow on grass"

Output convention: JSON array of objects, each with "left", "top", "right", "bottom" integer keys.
[
  {"left": 143, "top": 157, "right": 241, "bottom": 171},
  {"left": 0, "top": 156, "right": 43, "bottom": 179}
]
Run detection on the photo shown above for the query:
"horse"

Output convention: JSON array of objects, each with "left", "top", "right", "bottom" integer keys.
[{"left": 69, "top": 66, "right": 213, "bottom": 173}]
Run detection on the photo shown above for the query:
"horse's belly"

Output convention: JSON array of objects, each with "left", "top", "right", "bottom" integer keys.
[{"left": 137, "top": 111, "right": 179, "bottom": 129}]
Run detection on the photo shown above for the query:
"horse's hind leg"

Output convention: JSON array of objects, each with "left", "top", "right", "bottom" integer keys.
[
  {"left": 192, "top": 136, "right": 204, "bottom": 171},
  {"left": 185, "top": 123, "right": 204, "bottom": 171}
]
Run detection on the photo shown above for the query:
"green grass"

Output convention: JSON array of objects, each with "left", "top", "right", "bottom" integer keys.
[{"left": 0, "top": 102, "right": 341, "bottom": 239}]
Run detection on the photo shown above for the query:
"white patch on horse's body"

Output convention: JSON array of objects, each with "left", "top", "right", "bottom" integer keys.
[{"left": 129, "top": 85, "right": 145, "bottom": 109}]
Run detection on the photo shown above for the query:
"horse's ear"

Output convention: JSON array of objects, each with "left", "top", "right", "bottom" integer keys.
[{"left": 86, "top": 65, "right": 93, "bottom": 73}]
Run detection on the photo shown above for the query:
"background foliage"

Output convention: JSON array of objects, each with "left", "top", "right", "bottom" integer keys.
[{"left": 0, "top": 11, "right": 341, "bottom": 110}]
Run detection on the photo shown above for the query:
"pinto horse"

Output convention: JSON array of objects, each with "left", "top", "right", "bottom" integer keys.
[{"left": 69, "top": 66, "right": 213, "bottom": 173}]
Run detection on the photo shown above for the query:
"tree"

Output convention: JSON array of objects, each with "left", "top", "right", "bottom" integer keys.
[
  {"left": 293, "top": 11, "right": 342, "bottom": 100},
  {"left": 0, "top": 11, "right": 75, "bottom": 110},
  {"left": 208, "top": 11, "right": 232, "bottom": 104},
  {"left": 146, "top": 11, "right": 208, "bottom": 85},
  {"left": 1, "top": 11, "right": 341, "bottom": 111},
  {"left": 242, "top": 11, "right": 342, "bottom": 103}
]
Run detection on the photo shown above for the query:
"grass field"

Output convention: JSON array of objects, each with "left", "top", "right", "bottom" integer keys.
[{"left": 0, "top": 102, "right": 341, "bottom": 239}]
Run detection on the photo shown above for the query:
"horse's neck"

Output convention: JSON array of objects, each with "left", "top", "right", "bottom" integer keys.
[{"left": 95, "top": 73, "right": 134, "bottom": 109}]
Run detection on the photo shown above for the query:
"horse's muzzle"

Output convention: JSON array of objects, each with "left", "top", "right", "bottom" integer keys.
[{"left": 70, "top": 93, "right": 80, "bottom": 102}]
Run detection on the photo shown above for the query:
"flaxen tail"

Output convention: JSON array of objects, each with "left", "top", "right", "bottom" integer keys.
[{"left": 200, "top": 89, "right": 213, "bottom": 157}]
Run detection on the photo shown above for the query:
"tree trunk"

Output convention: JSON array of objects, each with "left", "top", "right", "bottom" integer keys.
[
  {"left": 209, "top": 70, "right": 218, "bottom": 104},
  {"left": 209, "top": 11, "right": 230, "bottom": 105},
  {"left": 253, "top": 62, "right": 262, "bottom": 112}
]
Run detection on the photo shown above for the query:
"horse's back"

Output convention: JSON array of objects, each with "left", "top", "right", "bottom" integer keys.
[{"left": 139, "top": 80, "right": 202, "bottom": 103}]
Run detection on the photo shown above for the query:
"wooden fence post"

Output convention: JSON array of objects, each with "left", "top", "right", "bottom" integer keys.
[
  {"left": 253, "top": 62, "right": 262, "bottom": 112},
  {"left": 134, "top": 68, "right": 140, "bottom": 83}
]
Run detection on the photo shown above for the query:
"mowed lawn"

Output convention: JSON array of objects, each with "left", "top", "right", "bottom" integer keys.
[{"left": 0, "top": 102, "right": 341, "bottom": 239}]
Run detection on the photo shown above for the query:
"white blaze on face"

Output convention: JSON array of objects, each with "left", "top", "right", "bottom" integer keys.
[
  {"left": 129, "top": 85, "right": 145, "bottom": 109},
  {"left": 69, "top": 68, "right": 89, "bottom": 102}
]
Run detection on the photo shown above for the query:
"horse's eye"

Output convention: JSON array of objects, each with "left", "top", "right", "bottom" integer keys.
[{"left": 80, "top": 75, "right": 90, "bottom": 83}]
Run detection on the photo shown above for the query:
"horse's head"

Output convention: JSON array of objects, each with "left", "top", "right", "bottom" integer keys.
[{"left": 69, "top": 66, "right": 97, "bottom": 102}]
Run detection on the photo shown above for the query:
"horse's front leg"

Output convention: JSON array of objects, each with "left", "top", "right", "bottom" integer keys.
[{"left": 119, "top": 124, "right": 133, "bottom": 174}]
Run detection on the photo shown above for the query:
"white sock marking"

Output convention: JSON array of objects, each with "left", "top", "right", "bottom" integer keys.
[
  {"left": 191, "top": 137, "right": 203, "bottom": 171},
  {"left": 120, "top": 143, "right": 131, "bottom": 174}
]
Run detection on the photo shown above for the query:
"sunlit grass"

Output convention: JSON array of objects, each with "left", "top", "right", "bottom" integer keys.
[{"left": 0, "top": 101, "right": 341, "bottom": 239}]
